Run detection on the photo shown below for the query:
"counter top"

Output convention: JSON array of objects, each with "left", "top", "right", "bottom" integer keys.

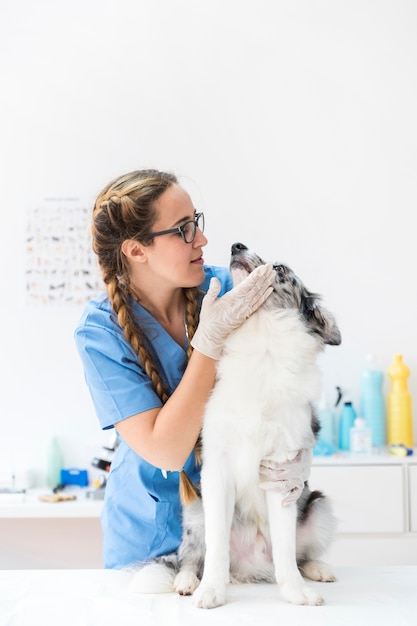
[
  {"left": 312, "top": 447, "right": 417, "bottom": 466},
  {"left": 0, "top": 487, "right": 103, "bottom": 519},
  {"left": 0, "top": 566, "right": 416, "bottom": 626}
]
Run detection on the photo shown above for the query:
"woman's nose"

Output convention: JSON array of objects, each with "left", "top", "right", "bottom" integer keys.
[{"left": 195, "top": 228, "right": 208, "bottom": 247}]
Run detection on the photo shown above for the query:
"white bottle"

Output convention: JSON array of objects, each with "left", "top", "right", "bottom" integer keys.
[
  {"left": 46, "top": 437, "right": 63, "bottom": 488},
  {"left": 350, "top": 416, "right": 372, "bottom": 454}
]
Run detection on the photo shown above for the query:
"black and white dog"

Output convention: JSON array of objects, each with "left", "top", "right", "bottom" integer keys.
[{"left": 130, "top": 243, "right": 341, "bottom": 607}]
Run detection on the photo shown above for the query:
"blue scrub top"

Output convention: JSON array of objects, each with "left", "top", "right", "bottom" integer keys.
[{"left": 74, "top": 265, "right": 232, "bottom": 568}]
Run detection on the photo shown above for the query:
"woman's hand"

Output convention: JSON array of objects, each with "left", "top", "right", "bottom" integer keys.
[
  {"left": 259, "top": 449, "right": 313, "bottom": 506},
  {"left": 191, "top": 263, "right": 275, "bottom": 360}
]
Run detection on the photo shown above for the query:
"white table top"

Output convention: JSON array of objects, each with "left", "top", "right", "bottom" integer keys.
[{"left": 1, "top": 566, "right": 416, "bottom": 626}]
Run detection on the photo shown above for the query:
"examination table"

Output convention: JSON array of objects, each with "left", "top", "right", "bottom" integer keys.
[{"left": 1, "top": 566, "right": 416, "bottom": 625}]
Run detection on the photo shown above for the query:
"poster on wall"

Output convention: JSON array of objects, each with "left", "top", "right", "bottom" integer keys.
[{"left": 25, "top": 198, "right": 102, "bottom": 305}]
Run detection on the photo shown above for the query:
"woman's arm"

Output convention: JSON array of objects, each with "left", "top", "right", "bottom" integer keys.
[{"left": 115, "top": 349, "right": 215, "bottom": 470}]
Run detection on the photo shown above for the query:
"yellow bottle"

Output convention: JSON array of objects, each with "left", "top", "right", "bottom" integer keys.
[{"left": 387, "top": 354, "right": 414, "bottom": 448}]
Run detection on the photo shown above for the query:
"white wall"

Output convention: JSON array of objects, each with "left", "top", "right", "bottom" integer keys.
[{"left": 1, "top": 0, "right": 416, "bottom": 485}]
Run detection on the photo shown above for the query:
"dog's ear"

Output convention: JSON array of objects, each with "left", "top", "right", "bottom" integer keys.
[{"left": 302, "top": 295, "right": 342, "bottom": 346}]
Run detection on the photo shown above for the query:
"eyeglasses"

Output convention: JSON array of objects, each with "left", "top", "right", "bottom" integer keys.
[{"left": 149, "top": 212, "right": 205, "bottom": 244}]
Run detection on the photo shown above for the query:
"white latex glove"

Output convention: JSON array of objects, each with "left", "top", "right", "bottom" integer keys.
[
  {"left": 191, "top": 263, "right": 275, "bottom": 360},
  {"left": 259, "top": 449, "right": 313, "bottom": 506}
]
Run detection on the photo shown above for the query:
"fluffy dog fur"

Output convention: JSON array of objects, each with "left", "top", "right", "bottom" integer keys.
[{"left": 130, "top": 243, "right": 341, "bottom": 607}]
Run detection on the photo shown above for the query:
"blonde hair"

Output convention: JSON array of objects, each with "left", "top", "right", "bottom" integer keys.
[{"left": 92, "top": 169, "right": 200, "bottom": 503}]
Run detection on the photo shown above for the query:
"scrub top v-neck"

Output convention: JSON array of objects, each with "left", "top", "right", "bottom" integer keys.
[{"left": 74, "top": 265, "right": 232, "bottom": 568}]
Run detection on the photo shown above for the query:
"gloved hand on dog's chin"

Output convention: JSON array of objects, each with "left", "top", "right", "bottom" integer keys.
[
  {"left": 259, "top": 449, "right": 313, "bottom": 506},
  {"left": 191, "top": 263, "right": 275, "bottom": 360}
]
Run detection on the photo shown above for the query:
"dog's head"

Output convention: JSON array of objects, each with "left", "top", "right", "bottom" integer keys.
[{"left": 230, "top": 242, "right": 341, "bottom": 346}]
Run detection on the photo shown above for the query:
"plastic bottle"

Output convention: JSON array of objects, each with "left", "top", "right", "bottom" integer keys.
[
  {"left": 360, "top": 354, "right": 385, "bottom": 448},
  {"left": 46, "top": 437, "right": 63, "bottom": 488},
  {"left": 350, "top": 416, "right": 372, "bottom": 454},
  {"left": 314, "top": 391, "right": 336, "bottom": 455},
  {"left": 387, "top": 354, "right": 413, "bottom": 448},
  {"left": 338, "top": 401, "right": 357, "bottom": 451}
]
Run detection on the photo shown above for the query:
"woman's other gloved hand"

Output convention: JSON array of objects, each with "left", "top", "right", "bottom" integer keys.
[
  {"left": 259, "top": 449, "right": 313, "bottom": 506},
  {"left": 191, "top": 263, "right": 275, "bottom": 360}
]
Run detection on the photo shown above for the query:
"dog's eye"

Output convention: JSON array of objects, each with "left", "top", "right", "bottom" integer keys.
[{"left": 273, "top": 264, "right": 287, "bottom": 279}]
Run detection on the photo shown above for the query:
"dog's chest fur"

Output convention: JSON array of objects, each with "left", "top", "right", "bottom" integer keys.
[{"left": 202, "top": 306, "right": 320, "bottom": 480}]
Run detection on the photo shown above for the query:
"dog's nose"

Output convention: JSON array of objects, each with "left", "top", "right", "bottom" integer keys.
[{"left": 231, "top": 242, "right": 248, "bottom": 255}]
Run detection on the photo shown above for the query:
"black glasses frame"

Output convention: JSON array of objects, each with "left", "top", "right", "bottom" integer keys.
[{"left": 149, "top": 212, "right": 205, "bottom": 244}]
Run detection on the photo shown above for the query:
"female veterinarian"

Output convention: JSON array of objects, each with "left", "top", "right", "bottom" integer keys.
[{"left": 75, "top": 169, "right": 311, "bottom": 569}]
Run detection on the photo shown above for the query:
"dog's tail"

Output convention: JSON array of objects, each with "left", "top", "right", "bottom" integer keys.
[{"left": 129, "top": 561, "right": 177, "bottom": 594}]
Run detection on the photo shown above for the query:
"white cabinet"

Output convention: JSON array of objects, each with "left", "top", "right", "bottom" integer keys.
[
  {"left": 0, "top": 489, "right": 103, "bottom": 569},
  {"left": 310, "top": 464, "right": 405, "bottom": 533},
  {"left": 309, "top": 452, "right": 417, "bottom": 566},
  {"left": 409, "top": 464, "right": 417, "bottom": 533}
]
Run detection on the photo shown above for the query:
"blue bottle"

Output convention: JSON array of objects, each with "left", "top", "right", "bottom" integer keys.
[
  {"left": 314, "top": 391, "right": 336, "bottom": 455},
  {"left": 360, "top": 354, "right": 385, "bottom": 448},
  {"left": 338, "top": 401, "right": 357, "bottom": 451}
]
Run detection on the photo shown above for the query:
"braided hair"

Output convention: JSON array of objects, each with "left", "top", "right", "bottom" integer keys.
[{"left": 92, "top": 169, "right": 201, "bottom": 503}]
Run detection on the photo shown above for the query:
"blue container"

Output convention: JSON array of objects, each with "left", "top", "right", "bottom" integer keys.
[
  {"left": 60, "top": 468, "right": 89, "bottom": 487},
  {"left": 314, "top": 394, "right": 336, "bottom": 455},
  {"left": 338, "top": 402, "right": 357, "bottom": 450},
  {"left": 361, "top": 356, "right": 386, "bottom": 447}
]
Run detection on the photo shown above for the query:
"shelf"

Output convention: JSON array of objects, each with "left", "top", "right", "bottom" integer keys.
[
  {"left": 312, "top": 447, "right": 417, "bottom": 467},
  {"left": 0, "top": 487, "right": 103, "bottom": 519}
]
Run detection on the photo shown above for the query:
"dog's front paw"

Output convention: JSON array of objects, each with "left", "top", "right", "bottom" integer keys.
[
  {"left": 280, "top": 582, "right": 324, "bottom": 606},
  {"left": 174, "top": 571, "right": 200, "bottom": 596},
  {"left": 192, "top": 581, "right": 227, "bottom": 609}
]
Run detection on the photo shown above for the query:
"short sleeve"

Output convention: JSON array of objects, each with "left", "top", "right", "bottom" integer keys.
[{"left": 75, "top": 312, "right": 162, "bottom": 429}]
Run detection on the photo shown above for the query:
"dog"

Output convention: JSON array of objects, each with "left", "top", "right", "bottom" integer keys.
[{"left": 130, "top": 242, "right": 341, "bottom": 607}]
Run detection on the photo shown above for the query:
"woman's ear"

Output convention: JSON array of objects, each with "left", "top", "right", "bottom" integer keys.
[{"left": 121, "top": 239, "right": 148, "bottom": 263}]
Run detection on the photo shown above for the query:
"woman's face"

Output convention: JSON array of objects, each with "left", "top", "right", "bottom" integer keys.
[{"left": 143, "top": 183, "right": 208, "bottom": 289}]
